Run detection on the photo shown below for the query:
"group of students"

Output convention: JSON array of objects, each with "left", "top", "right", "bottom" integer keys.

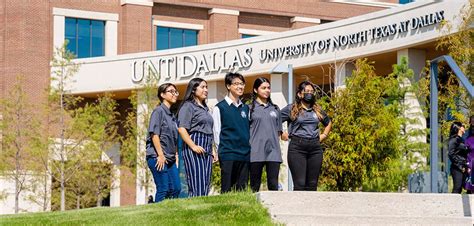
[
  {"left": 448, "top": 116, "right": 474, "bottom": 194},
  {"left": 146, "top": 72, "right": 332, "bottom": 203}
]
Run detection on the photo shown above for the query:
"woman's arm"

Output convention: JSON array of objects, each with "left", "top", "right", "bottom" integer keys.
[
  {"left": 178, "top": 127, "right": 205, "bottom": 154},
  {"left": 152, "top": 134, "right": 167, "bottom": 171},
  {"left": 320, "top": 121, "right": 332, "bottom": 142},
  {"left": 448, "top": 137, "right": 467, "bottom": 171}
]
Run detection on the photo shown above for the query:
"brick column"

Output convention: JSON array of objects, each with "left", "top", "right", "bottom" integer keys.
[
  {"left": 290, "top": 16, "right": 320, "bottom": 29},
  {"left": 208, "top": 8, "right": 239, "bottom": 43},
  {"left": 120, "top": 0, "right": 154, "bottom": 206},
  {"left": 121, "top": 0, "right": 153, "bottom": 54}
]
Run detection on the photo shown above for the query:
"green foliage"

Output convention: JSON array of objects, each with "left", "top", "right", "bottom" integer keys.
[
  {"left": 120, "top": 73, "right": 160, "bottom": 199},
  {"left": 0, "top": 75, "right": 43, "bottom": 171},
  {"left": 320, "top": 58, "right": 424, "bottom": 191},
  {"left": 417, "top": 2, "right": 473, "bottom": 155},
  {"left": 211, "top": 161, "right": 222, "bottom": 192},
  {"left": 42, "top": 43, "right": 122, "bottom": 211},
  {"left": 48, "top": 94, "right": 120, "bottom": 210},
  {"left": 51, "top": 161, "right": 113, "bottom": 210},
  {"left": 0, "top": 75, "right": 45, "bottom": 213}
]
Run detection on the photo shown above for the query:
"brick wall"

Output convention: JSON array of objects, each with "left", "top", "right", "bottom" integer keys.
[
  {"left": 122, "top": 4, "right": 152, "bottom": 54},
  {"left": 153, "top": 4, "right": 209, "bottom": 45},
  {"left": 239, "top": 12, "right": 290, "bottom": 32},
  {"left": 209, "top": 13, "right": 239, "bottom": 43},
  {"left": 154, "top": 0, "right": 390, "bottom": 20},
  {"left": 2, "top": 0, "right": 51, "bottom": 106},
  {"left": 0, "top": 0, "right": 390, "bottom": 208}
]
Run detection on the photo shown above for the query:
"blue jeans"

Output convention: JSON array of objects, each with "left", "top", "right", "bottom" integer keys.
[{"left": 147, "top": 157, "right": 181, "bottom": 203}]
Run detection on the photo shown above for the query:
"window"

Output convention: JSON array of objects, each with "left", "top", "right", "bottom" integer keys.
[
  {"left": 399, "top": 0, "right": 414, "bottom": 4},
  {"left": 241, "top": 34, "right": 257, "bottom": 39},
  {"left": 65, "top": 17, "right": 105, "bottom": 58},
  {"left": 156, "top": 27, "right": 198, "bottom": 50}
]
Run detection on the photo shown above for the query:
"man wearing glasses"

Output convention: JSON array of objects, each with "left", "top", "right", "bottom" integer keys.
[{"left": 212, "top": 72, "right": 251, "bottom": 193}]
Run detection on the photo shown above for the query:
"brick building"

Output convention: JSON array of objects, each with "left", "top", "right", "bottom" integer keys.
[{"left": 1, "top": 0, "right": 467, "bottom": 213}]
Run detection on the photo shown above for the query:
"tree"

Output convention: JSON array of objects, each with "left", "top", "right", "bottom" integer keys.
[
  {"left": 121, "top": 74, "right": 159, "bottom": 202},
  {"left": 319, "top": 58, "right": 421, "bottom": 191},
  {"left": 83, "top": 94, "right": 119, "bottom": 207},
  {"left": 49, "top": 42, "right": 82, "bottom": 211},
  {"left": 0, "top": 75, "right": 44, "bottom": 213},
  {"left": 49, "top": 43, "right": 119, "bottom": 211},
  {"left": 419, "top": 1, "right": 473, "bottom": 131}
]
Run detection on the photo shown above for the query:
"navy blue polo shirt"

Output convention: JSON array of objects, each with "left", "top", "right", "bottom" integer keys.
[
  {"left": 178, "top": 100, "right": 213, "bottom": 135},
  {"left": 146, "top": 103, "right": 178, "bottom": 162},
  {"left": 249, "top": 101, "right": 283, "bottom": 163},
  {"left": 281, "top": 104, "right": 331, "bottom": 139}
]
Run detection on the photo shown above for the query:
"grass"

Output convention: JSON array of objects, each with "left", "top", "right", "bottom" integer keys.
[{"left": 0, "top": 192, "right": 275, "bottom": 225}]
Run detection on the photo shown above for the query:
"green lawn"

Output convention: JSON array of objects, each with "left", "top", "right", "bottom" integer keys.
[{"left": 1, "top": 192, "right": 276, "bottom": 225}]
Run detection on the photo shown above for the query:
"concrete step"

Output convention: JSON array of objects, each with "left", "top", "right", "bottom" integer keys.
[
  {"left": 274, "top": 214, "right": 471, "bottom": 225},
  {"left": 257, "top": 191, "right": 474, "bottom": 225}
]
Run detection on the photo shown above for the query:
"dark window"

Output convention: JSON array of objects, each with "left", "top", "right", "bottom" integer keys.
[
  {"left": 156, "top": 26, "right": 198, "bottom": 50},
  {"left": 241, "top": 34, "right": 257, "bottom": 39},
  {"left": 399, "top": 0, "right": 414, "bottom": 4},
  {"left": 65, "top": 17, "right": 105, "bottom": 58}
]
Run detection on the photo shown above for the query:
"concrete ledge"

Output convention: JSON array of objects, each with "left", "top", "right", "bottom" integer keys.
[
  {"left": 258, "top": 191, "right": 474, "bottom": 225},
  {"left": 275, "top": 214, "right": 472, "bottom": 225}
]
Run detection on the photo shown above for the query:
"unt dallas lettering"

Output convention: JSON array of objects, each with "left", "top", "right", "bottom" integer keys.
[
  {"left": 260, "top": 10, "right": 445, "bottom": 61},
  {"left": 131, "top": 48, "right": 253, "bottom": 83},
  {"left": 131, "top": 10, "right": 445, "bottom": 82}
]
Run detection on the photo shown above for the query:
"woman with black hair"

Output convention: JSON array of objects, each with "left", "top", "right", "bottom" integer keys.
[
  {"left": 448, "top": 121, "right": 468, "bottom": 194},
  {"left": 178, "top": 78, "right": 216, "bottom": 197},
  {"left": 248, "top": 77, "right": 283, "bottom": 192},
  {"left": 281, "top": 81, "right": 332, "bottom": 191},
  {"left": 146, "top": 83, "right": 181, "bottom": 202}
]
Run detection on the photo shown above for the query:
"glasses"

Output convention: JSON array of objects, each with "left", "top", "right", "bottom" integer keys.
[
  {"left": 165, "top": 90, "right": 179, "bottom": 96},
  {"left": 231, "top": 82, "right": 245, "bottom": 87}
]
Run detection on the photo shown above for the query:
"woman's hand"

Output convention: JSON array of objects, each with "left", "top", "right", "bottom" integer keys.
[
  {"left": 175, "top": 153, "right": 179, "bottom": 168},
  {"left": 212, "top": 151, "right": 219, "bottom": 163},
  {"left": 191, "top": 145, "right": 205, "bottom": 154},
  {"left": 320, "top": 133, "right": 328, "bottom": 142},
  {"left": 156, "top": 155, "right": 167, "bottom": 171},
  {"left": 281, "top": 132, "right": 289, "bottom": 141}
]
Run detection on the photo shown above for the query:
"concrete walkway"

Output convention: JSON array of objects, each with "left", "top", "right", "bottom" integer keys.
[{"left": 257, "top": 191, "right": 473, "bottom": 225}]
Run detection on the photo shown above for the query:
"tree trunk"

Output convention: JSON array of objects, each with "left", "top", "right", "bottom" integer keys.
[
  {"left": 60, "top": 166, "right": 65, "bottom": 211},
  {"left": 15, "top": 177, "right": 19, "bottom": 214},
  {"left": 60, "top": 67, "right": 66, "bottom": 212},
  {"left": 15, "top": 147, "right": 21, "bottom": 213},
  {"left": 96, "top": 181, "right": 102, "bottom": 207},
  {"left": 42, "top": 173, "right": 49, "bottom": 211},
  {"left": 76, "top": 195, "right": 80, "bottom": 209},
  {"left": 96, "top": 193, "right": 102, "bottom": 207}
]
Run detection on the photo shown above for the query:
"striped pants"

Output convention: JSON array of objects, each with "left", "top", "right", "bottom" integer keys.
[{"left": 182, "top": 132, "right": 213, "bottom": 197}]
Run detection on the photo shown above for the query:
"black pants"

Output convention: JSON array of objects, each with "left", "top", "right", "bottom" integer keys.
[
  {"left": 288, "top": 136, "right": 323, "bottom": 191},
  {"left": 220, "top": 160, "right": 249, "bottom": 193},
  {"left": 451, "top": 166, "right": 465, "bottom": 194},
  {"left": 250, "top": 161, "right": 280, "bottom": 192}
]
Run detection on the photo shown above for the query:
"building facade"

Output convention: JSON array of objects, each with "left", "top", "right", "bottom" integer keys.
[{"left": 0, "top": 0, "right": 468, "bottom": 213}]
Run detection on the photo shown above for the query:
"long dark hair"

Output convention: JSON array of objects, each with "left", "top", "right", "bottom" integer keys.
[
  {"left": 157, "top": 83, "right": 177, "bottom": 102},
  {"left": 250, "top": 77, "right": 278, "bottom": 119},
  {"left": 178, "top": 78, "right": 207, "bottom": 113},
  {"left": 449, "top": 121, "right": 464, "bottom": 138},
  {"left": 290, "top": 81, "right": 323, "bottom": 121}
]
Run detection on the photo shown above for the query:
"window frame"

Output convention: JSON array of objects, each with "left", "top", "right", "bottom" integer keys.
[
  {"left": 155, "top": 26, "right": 198, "bottom": 50},
  {"left": 65, "top": 17, "right": 105, "bottom": 58}
]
